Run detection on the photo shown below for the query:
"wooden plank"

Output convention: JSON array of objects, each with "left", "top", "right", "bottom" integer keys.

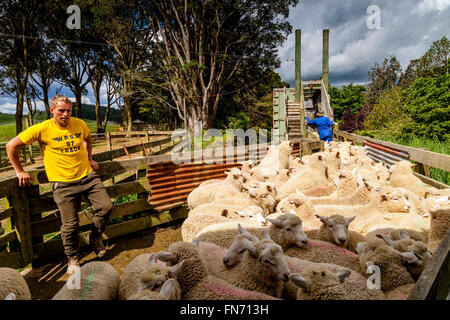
[
  {"left": 0, "top": 176, "right": 17, "bottom": 199},
  {"left": 29, "top": 196, "right": 58, "bottom": 215},
  {"left": 31, "top": 198, "right": 153, "bottom": 238},
  {"left": 414, "top": 172, "right": 449, "bottom": 189},
  {"left": 11, "top": 189, "right": 33, "bottom": 265},
  {"left": 408, "top": 228, "right": 450, "bottom": 300},
  {"left": 0, "top": 252, "right": 22, "bottom": 269},
  {"left": 106, "top": 180, "right": 150, "bottom": 199},
  {"left": 0, "top": 207, "right": 14, "bottom": 222},
  {"left": 32, "top": 207, "right": 188, "bottom": 260},
  {"left": 0, "top": 230, "right": 16, "bottom": 247}
]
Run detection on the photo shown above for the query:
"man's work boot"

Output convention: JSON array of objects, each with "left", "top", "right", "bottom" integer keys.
[
  {"left": 66, "top": 256, "right": 80, "bottom": 275},
  {"left": 89, "top": 231, "right": 106, "bottom": 258}
]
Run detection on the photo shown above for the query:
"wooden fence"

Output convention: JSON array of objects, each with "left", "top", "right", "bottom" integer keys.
[
  {"left": 333, "top": 129, "right": 450, "bottom": 189},
  {"left": 0, "top": 130, "right": 177, "bottom": 171}
]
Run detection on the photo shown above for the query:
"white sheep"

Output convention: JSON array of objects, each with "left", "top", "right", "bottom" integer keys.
[
  {"left": 118, "top": 252, "right": 184, "bottom": 300},
  {"left": 207, "top": 230, "right": 292, "bottom": 298},
  {"left": 52, "top": 261, "right": 120, "bottom": 300},
  {"left": 187, "top": 168, "right": 248, "bottom": 209},
  {"left": 0, "top": 268, "right": 31, "bottom": 300},
  {"left": 195, "top": 215, "right": 308, "bottom": 250},
  {"left": 277, "top": 153, "right": 328, "bottom": 200},
  {"left": 126, "top": 278, "right": 181, "bottom": 300},
  {"left": 288, "top": 266, "right": 351, "bottom": 300},
  {"left": 305, "top": 214, "right": 366, "bottom": 253},
  {"left": 154, "top": 241, "right": 279, "bottom": 300}
]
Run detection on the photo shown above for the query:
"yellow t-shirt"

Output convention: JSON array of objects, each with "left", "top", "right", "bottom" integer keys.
[{"left": 18, "top": 118, "right": 92, "bottom": 182}]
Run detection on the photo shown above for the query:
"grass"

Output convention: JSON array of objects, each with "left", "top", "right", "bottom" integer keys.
[{"left": 368, "top": 133, "right": 450, "bottom": 186}]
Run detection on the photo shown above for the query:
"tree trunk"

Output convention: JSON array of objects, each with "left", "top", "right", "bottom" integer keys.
[
  {"left": 43, "top": 87, "right": 50, "bottom": 119},
  {"left": 74, "top": 87, "right": 83, "bottom": 119},
  {"left": 93, "top": 80, "right": 102, "bottom": 133},
  {"left": 15, "top": 90, "right": 25, "bottom": 135}
]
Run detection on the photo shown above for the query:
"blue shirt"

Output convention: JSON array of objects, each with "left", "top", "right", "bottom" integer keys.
[{"left": 306, "top": 116, "right": 334, "bottom": 139}]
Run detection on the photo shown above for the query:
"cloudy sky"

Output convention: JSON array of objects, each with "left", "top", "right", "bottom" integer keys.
[
  {"left": 0, "top": 0, "right": 449, "bottom": 114},
  {"left": 277, "top": 0, "right": 450, "bottom": 87}
]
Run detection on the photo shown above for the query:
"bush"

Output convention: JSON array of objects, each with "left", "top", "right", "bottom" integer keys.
[{"left": 401, "top": 75, "right": 450, "bottom": 141}]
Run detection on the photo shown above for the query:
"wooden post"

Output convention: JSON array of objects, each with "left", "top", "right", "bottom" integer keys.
[
  {"left": 11, "top": 187, "right": 33, "bottom": 266},
  {"left": 414, "top": 148, "right": 431, "bottom": 177},
  {"left": 146, "top": 131, "right": 150, "bottom": 143},
  {"left": 107, "top": 132, "right": 112, "bottom": 151},
  {"left": 295, "top": 29, "right": 301, "bottom": 102},
  {"left": 322, "top": 29, "right": 329, "bottom": 93}
]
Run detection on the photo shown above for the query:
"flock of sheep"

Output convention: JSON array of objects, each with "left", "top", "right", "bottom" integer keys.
[{"left": 1, "top": 140, "right": 449, "bottom": 300}]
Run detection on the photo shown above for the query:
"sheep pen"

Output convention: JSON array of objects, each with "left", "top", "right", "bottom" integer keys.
[{"left": 1, "top": 139, "right": 449, "bottom": 300}]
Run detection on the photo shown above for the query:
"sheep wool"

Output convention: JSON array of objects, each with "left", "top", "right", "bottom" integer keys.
[
  {"left": 52, "top": 261, "right": 120, "bottom": 300},
  {"left": 160, "top": 241, "right": 279, "bottom": 300},
  {"left": 0, "top": 268, "right": 31, "bottom": 300},
  {"left": 427, "top": 206, "right": 450, "bottom": 253}
]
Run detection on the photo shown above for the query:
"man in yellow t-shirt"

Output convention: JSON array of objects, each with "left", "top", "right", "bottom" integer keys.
[{"left": 6, "top": 95, "right": 112, "bottom": 275}]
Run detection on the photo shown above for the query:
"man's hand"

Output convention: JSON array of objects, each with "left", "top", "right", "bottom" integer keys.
[
  {"left": 17, "top": 171, "right": 33, "bottom": 188},
  {"left": 89, "top": 159, "right": 99, "bottom": 171}
]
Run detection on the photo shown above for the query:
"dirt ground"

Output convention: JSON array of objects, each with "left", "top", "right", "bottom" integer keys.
[{"left": 23, "top": 219, "right": 183, "bottom": 300}]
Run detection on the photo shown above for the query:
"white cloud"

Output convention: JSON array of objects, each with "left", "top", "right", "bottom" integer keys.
[
  {"left": 0, "top": 102, "right": 17, "bottom": 115},
  {"left": 412, "top": 0, "right": 450, "bottom": 16}
]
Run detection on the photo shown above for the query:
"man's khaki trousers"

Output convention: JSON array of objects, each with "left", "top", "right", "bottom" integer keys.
[{"left": 52, "top": 171, "right": 113, "bottom": 258}]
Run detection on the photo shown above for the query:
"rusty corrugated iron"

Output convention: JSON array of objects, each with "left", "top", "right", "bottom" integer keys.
[{"left": 147, "top": 142, "right": 300, "bottom": 212}]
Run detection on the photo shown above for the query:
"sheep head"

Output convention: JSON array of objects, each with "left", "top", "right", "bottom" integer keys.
[
  {"left": 289, "top": 267, "right": 351, "bottom": 300},
  {"left": 315, "top": 214, "right": 355, "bottom": 247},
  {"left": 267, "top": 214, "right": 308, "bottom": 248},
  {"left": 139, "top": 253, "right": 184, "bottom": 293}
]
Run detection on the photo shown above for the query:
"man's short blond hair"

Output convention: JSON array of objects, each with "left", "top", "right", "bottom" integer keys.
[{"left": 51, "top": 95, "right": 73, "bottom": 108}]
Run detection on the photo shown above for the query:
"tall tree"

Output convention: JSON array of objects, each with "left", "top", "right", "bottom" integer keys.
[
  {"left": 366, "top": 55, "right": 402, "bottom": 106},
  {"left": 0, "top": 0, "right": 40, "bottom": 134},
  {"left": 92, "top": 0, "right": 155, "bottom": 131},
  {"left": 144, "top": 0, "right": 298, "bottom": 131}
]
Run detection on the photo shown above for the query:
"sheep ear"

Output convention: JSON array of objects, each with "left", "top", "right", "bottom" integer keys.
[
  {"left": 401, "top": 252, "right": 418, "bottom": 264},
  {"left": 235, "top": 210, "right": 246, "bottom": 217},
  {"left": 155, "top": 251, "right": 178, "bottom": 263},
  {"left": 148, "top": 253, "right": 157, "bottom": 266},
  {"left": 346, "top": 216, "right": 356, "bottom": 226},
  {"left": 261, "top": 230, "right": 272, "bottom": 241},
  {"left": 5, "top": 293, "right": 16, "bottom": 300},
  {"left": 375, "top": 233, "right": 398, "bottom": 249},
  {"left": 356, "top": 242, "right": 365, "bottom": 255},
  {"left": 221, "top": 209, "right": 228, "bottom": 217},
  {"left": 169, "top": 260, "right": 184, "bottom": 278},
  {"left": 337, "top": 270, "right": 351, "bottom": 283},
  {"left": 238, "top": 224, "right": 253, "bottom": 238},
  {"left": 241, "top": 239, "right": 258, "bottom": 257},
  {"left": 315, "top": 214, "right": 328, "bottom": 224},
  {"left": 430, "top": 209, "right": 438, "bottom": 219},
  {"left": 267, "top": 218, "right": 282, "bottom": 228},
  {"left": 398, "top": 229, "right": 411, "bottom": 240},
  {"left": 159, "top": 279, "right": 176, "bottom": 300},
  {"left": 192, "top": 238, "right": 200, "bottom": 247},
  {"left": 289, "top": 273, "right": 307, "bottom": 289}
]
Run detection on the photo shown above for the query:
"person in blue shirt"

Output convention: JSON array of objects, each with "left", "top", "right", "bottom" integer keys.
[{"left": 305, "top": 112, "right": 334, "bottom": 142}]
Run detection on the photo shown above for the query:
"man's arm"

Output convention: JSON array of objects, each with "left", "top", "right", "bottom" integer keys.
[
  {"left": 6, "top": 136, "right": 33, "bottom": 188},
  {"left": 83, "top": 135, "right": 99, "bottom": 171}
]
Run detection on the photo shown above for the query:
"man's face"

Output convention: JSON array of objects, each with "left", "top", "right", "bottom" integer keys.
[{"left": 50, "top": 102, "right": 72, "bottom": 127}]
